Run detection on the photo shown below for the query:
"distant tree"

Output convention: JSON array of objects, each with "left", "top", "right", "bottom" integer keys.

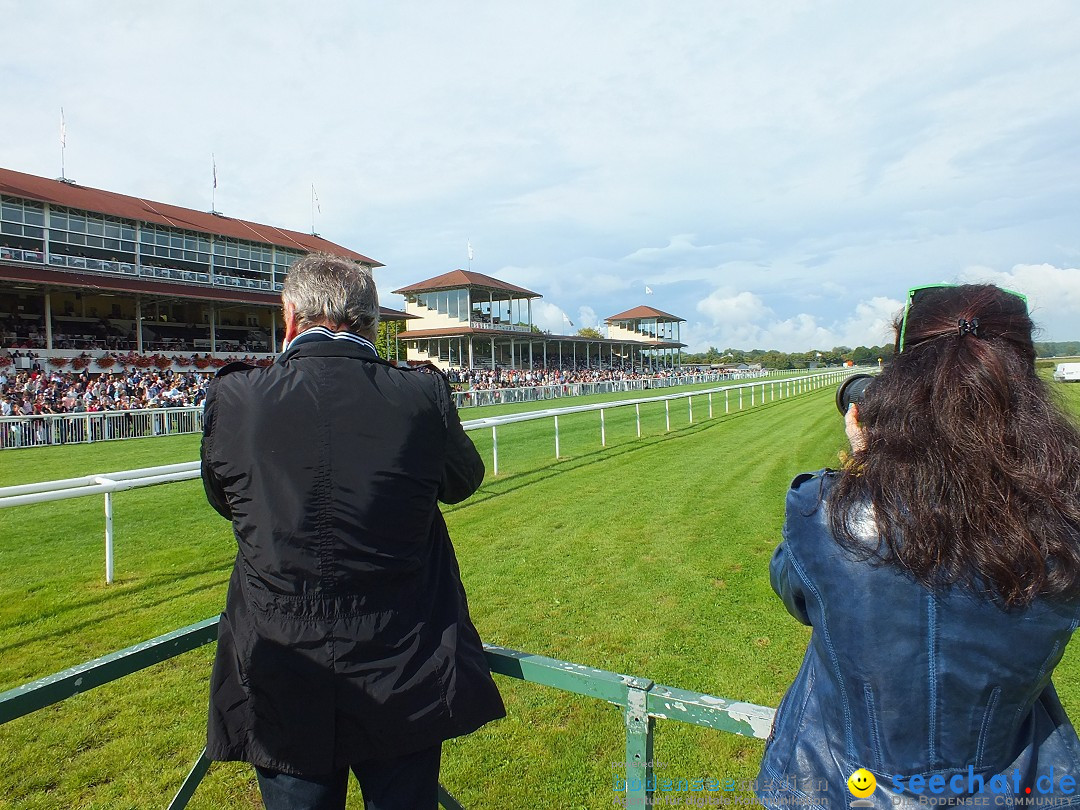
[
  {"left": 376, "top": 320, "right": 403, "bottom": 361},
  {"left": 576, "top": 327, "right": 603, "bottom": 339},
  {"left": 1036, "top": 341, "right": 1080, "bottom": 358},
  {"left": 851, "top": 346, "right": 874, "bottom": 365}
]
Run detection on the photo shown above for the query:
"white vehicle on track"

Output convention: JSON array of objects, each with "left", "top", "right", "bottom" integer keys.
[{"left": 1053, "top": 363, "right": 1080, "bottom": 382}]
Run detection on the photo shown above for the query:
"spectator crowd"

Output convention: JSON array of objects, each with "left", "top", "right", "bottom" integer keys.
[
  {"left": 1, "top": 366, "right": 210, "bottom": 418},
  {"left": 446, "top": 363, "right": 688, "bottom": 390},
  {"left": 1, "top": 361, "right": 723, "bottom": 425}
]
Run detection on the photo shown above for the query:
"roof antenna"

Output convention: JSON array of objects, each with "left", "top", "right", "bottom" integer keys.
[{"left": 57, "top": 107, "right": 75, "bottom": 185}]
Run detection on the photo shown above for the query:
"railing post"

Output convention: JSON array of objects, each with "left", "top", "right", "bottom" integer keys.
[
  {"left": 725, "top": 390, "right": 729, "bottom": 414},
  {"left": 167, "top": 749, "right": 212, "bottom": 810},
  {"left": 688, "top": 396, "right": 693, "bottom": 423},
  {"left": 623, "top": 678, "right": 655, "bottom": 808},
  {"left": 554, "top": 415, "right": 560, "bottom": 459},
  {"left": 739, "top": 388, "right": 743, "bottom": 410},
  {"left": 491, "top": 426, "right": 498, "bottom": 475},
  {"left": 600, "top": 408, "right": 606, "bottom": 447},
  {"left": 708, "top": 392, "right": 713, "bottom": 418},
  {"left": 635, "top": 403, "right": 641, "bottom": 438},
  {"left": 104, "top": 491, "right": 114, "bottom": 585},
  {"left": 751, "top": 386, "right": 755, "bottom": 407},
  {"left": 664, "top": 400, "right": 670, "bottom": 432}
]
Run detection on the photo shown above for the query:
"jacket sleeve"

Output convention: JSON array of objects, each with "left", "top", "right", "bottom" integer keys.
[
  {"left": 433, "top": 374, "right": 485, "bottom": 504},
  {"left": 200, "top": 378, "right": 232, "bottom": 520},
  {"left": 770, "top": 543, "right": 811, "bottom": 626}
]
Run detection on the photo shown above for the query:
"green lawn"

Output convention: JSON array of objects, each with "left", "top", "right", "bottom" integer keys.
[{"left": 2, "top": 377, "right": 1079, "bottom": 809}]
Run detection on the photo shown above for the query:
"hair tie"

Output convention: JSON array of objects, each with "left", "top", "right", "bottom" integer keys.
[{"left": 957, "top": 317, "right": 979, "bottom": 337}]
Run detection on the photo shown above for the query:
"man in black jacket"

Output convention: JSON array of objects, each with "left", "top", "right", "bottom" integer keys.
[{"left": 201, "top": 253, "right": 504, "bottom": 810}]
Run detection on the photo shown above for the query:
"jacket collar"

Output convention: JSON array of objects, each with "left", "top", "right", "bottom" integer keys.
[{"left": 278, "top": 327, "right": 380, "bottom": 364}]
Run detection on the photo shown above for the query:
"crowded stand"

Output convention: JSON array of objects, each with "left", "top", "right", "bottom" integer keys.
[
  {"left": 0, "top": 366, "right": 211, "bottom": 416},
  {"left": 2, "top": 361, "right": 705, "bottom": 418},
  {"left": 1, "top": 314, "right": 271, "bottom": 354},
  {"left": 447, "top": 363, "right": 740, "bottom": 390}
]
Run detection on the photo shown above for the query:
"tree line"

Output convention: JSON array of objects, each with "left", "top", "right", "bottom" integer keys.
[
  {"left": 683, "top": 341, "right": 1080, "bottom": 370},
  {"left": 682, "top": 345, "right": 894, "bottom": 369}
]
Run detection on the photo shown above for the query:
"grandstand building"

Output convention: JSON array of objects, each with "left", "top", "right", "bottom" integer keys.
[
  {"left": 0, "top": 166, "right": 685, "bottom": 371},
  {"left": 393, "top": 270, "right": 685, "bottom": 370},
  {"left": 0, "top": 166, "right": 391, "bottom": 360}
]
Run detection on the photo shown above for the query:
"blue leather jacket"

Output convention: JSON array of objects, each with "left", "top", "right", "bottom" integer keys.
[{"left": 757, "top": 470, "right": 1080, "bottom": 810}]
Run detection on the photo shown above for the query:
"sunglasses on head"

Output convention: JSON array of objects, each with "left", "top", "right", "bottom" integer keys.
[{"left": 897, "top": 284, "right": 1029, "bottom": 353}]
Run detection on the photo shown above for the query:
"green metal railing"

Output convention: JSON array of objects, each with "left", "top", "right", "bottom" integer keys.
[{"left": 0, "top": 617, "right": 774, "bottom": 808}]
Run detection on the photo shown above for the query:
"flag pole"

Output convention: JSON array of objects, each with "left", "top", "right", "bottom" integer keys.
[
  {"left": 310, "top": 184, "right": 321, "bottom": 235},
  {"left": 59, "top": 108, "right": 66, "bottom": 181},
  {"left": 211, "top": 154, "right": 217, "bottom": 213}
]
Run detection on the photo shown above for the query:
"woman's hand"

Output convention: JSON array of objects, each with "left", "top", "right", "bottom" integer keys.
[{"left": 845, "top": 404, "right": 867, "bottom": 454}]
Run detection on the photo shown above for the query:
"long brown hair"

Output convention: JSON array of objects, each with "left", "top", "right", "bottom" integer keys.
[{"left": 828, "top": 284, "right": 1080, "bottom": 607}]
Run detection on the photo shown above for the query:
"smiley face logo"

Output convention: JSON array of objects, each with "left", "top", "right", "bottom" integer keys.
[{"left": 848, "top": 768, "right": 877, "bottom": 798}]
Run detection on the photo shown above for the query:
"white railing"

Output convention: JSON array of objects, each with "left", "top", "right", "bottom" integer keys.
[
  {"left": 0, "top": 370, "right": 837, "bottom": 449},
  {"left": 0, "top": 407, "right": 204, "bottom": 450},
  {"left": 0, "top": 246, "right": 46, "bottom": 263},
  {"left": 452, "top": 371, "right": 770, "bottom": 408},
  {"left": 0, "top": 248, "right": 284, "bottom": 292},
  {"left": 0, "top": 368, "right": 866, "bottom": 584},
  {"left": 468, "top": 321, "right": 534, "bottom": 333}
]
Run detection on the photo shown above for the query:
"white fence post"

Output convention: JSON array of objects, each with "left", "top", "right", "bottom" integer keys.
[
  {"left": 491, "top": 426, "right": 499, "bottom": 475},
  {"left": 600, "top": 409, "right": 606, "bottom": 447},
  {"left": 104, "top": 490, "right": 114, "bottom": 585},
  {"left": 554, "top": 415, "right": 560, "bottom": 459}
]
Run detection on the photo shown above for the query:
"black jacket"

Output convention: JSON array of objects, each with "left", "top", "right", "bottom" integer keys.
[{"left": 200, "top": 336, "right": 505, "bottom": 775}]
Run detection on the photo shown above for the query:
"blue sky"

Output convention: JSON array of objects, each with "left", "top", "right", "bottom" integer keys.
[{"left": 3, "top": 0, "right": 1079, "bottom": 351}]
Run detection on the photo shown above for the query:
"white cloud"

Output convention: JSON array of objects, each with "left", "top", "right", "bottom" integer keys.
[
  {"left": 958, "top": 264, "right": 1080, "bottom": 339},
  {"left": 688, "top": 288, "right": 902, "bottom": 352},
  {"left": 531, "top": 301, "right": 575, "bottom": 335},
  {"left": 578, "top": 306, "right": 599, "bottom": 332},
  {"left": 697, "top": 289, "right": 771, "bottom": 326}
]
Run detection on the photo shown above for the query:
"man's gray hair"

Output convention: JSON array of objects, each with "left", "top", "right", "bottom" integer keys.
[{"left": 282, "top": 253, "right": 380, "bottom": 339}]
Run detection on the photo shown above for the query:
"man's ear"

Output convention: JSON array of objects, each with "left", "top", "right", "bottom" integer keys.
[{"left": 283, "top": 301, "right": 299, "bottom": 345}]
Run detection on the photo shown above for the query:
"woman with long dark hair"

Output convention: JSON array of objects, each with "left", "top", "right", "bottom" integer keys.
[{"left": 757, "top": 284, "right": 1080, "bottom": 810}]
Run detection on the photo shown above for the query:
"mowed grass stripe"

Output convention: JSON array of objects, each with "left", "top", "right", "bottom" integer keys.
[{"left": 1, "top": 379, "right": 1076, "bottom": 808}]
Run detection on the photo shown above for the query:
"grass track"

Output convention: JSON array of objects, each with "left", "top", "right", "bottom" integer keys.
[{"left": 2, "top": 379, "right": 1079, "bottom": 808}]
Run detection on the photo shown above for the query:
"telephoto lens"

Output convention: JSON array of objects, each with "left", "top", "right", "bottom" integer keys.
[{"left": 835, "top": 373, "right": 874, "bottom": 415}]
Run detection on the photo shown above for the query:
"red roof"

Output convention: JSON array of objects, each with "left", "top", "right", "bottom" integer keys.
[
  {"left": 0, "top": 167, "right": 381, "bottom": 266},
  {"left": 606, "top": 305, "right": 684, "bottom": 323},
  {"left": 392, "top": 269, "right": 539, "bottom": 298},
  {"left": 379, "top": 306, "right": 416, "bottom": 321}
]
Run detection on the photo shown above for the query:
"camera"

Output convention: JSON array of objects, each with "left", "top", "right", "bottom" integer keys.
[{"left": 836, "top": 373, "right": 874, "bottom": 415}]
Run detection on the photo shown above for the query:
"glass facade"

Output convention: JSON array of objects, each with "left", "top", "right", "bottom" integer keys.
[
  {"left": 0, "top": 196, "right": 46, "bottom": 244},
  {"left": 51, "top": 207, "right": 137, "bottom": 257},
  {"left": 0, "top": 194, "right": 329, "bottom": 294},
  {"left": 408, "top": 289, "right": 471, "bottom": 322}
]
